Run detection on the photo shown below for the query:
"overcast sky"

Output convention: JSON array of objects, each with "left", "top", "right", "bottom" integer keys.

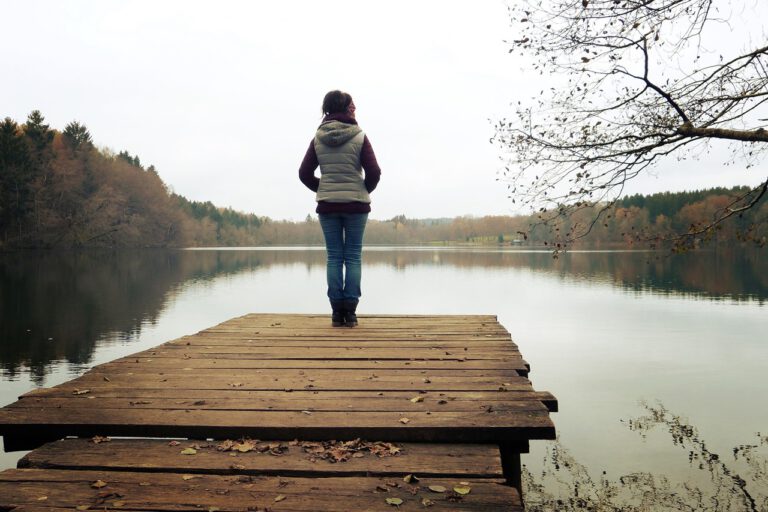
[{"left": 3, "top": 1, "right": 764, "bottom": 221}]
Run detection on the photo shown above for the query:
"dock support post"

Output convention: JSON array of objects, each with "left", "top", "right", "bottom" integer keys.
[{"left": 499, "top": 441, "right": 529, "bottom": 499}]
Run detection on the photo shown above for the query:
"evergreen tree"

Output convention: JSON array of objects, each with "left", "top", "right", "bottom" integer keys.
[
  {"left": 0, "top": 118, "right": 32, "bottom": 240},
  {"left": 23, "top": 110, "right": 54, "bottom": 151},
  {"left": 62, "top": 121, "right": 93, "bottom": 150}
]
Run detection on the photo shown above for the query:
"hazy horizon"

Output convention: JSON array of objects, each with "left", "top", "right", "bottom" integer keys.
[{"left": 3, "top": 1, "right": 764, "bottom": 221}]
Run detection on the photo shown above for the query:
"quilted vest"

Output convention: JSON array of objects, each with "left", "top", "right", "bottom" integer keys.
[{"left": 314, "top": 131, "right": 371, "bottom": 204}]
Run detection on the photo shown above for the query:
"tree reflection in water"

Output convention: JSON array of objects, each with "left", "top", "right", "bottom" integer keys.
[{"left": 523, "top": 402, "right": 768, "bottom": 511}]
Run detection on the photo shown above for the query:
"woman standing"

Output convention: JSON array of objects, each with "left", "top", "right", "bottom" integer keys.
[{"left": 299, "top": 90, "right": 381, "bottom": 327}]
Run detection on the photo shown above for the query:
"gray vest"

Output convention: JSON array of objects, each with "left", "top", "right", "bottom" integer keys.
[{"left": 314, "top": 131, "right": 371, "bottom": 203}]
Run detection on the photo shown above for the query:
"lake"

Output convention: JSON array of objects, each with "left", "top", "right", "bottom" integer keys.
[{"left": 1, "top": 247, "right": 766, "bottom": 510}]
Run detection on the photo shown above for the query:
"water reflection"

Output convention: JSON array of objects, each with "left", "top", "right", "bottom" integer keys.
[
  {"left": 1, "top": 248, "right": 765, "bottom": 380},
  {"left": 523, "top": 402, "right": 768, "bottom": 512}
]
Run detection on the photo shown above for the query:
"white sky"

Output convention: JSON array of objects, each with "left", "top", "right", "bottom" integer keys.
[{"left": 2, "top": 0, "right": 764, "bottom": 221}]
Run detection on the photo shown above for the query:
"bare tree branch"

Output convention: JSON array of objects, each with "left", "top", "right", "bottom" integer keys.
[{"left": 496, "top": 0, "right": 768, "bottom": 249}]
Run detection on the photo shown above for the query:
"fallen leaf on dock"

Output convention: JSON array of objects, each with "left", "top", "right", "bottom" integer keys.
[
  {"left": 233, "top": 440, "right": 257, "bottom": 453},
  {"left": 91, "top": 436, "right": 111, "bottom": 444},
  {"left": 111, "top": 500, "right": 125, "bottom": 508},
  {"left": 76, "top": 505, "right": 90, "bottom": 510},
  {"left": 428, "top": 485, "right": 446, "bottom": 493},
  {"left": 274, "top": 494, "right": 286, "bottom": 502},
  {"left": 37, "top": 496, "right": 47, "bottom": 501},
  {"left": 181, "top": 474, "right": 198, "bottom": 480},
  {"left": 421, "top": 498, "right": 435, "bottom": 507},
  {"left": 385, "top": 497, "right": 403, "bottom": 506},
  {"left": 403, "top": 474, "right": 419, "bottom": 483},
  {"left": 399, "top": 417, "right": 410, "bottom": 424},
  {"left": 409, "top": 396, "right": 424, "bottom": 403},
  {"left": 90, "top": 480, "right": 108, "bottom": 489},
  {"left": 453, "top": 486, "right": 471, "bottom": 495},
  {"left": 168, "top": 440, "right": 181, "bottom": 446},
  {"left": 72, "top": 389, "right": 91, "bottom": 395},
  {"left": 180, "top": 447, "right": 197, "bottom": 455}
]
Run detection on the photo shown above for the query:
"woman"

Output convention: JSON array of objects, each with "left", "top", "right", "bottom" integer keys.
[{"left": 299, "top": 90, "right": 381, "bottom": 327}]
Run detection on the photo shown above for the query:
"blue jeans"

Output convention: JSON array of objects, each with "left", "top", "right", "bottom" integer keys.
[{"left": 318, "top": 213, "right": 368, "bottom": 303}]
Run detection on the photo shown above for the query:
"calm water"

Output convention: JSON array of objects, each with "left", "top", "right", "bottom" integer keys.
[{"left": 1, "top": 248, "right": 766, "bottom": 509}]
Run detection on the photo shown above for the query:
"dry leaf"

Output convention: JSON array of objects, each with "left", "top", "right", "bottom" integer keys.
[
  {"left": 139, "top": 482, "right": 151, "bottom": 486},
  {"left": 422, "top": 378, "right": 431, "bottom": 383},
  {"left": 399, "top": 417, "right": 410, "bottom": 424},
  {"left": 421, "top": 498, "right": 435, "bottom": 507},
  {"left": 233, "top": 440, "right": 257, "bottom": 453},
  {"left": 403, "top": 474, "right": 419, "bottom": 483},
  {"left": 453, "top": 486, "right": 471, "bottom": 495},
  {"left": 168, "top": 440, "right": 181, "bottom": 446},
  {"left": 37, "top": 496, "right": 48, "bottom": 501},
  {"left": 385, "top": 497, "right": 403, "bottom": 506},
  {"left": 103, "top": 376, "right": 111, "bottom": 382},
  {"left": 208, "top": 507, "right": 220, "bottom": 512},
  {"left": 409, "top": 396, "right": 424, "bottom": 403},
  {"left": 428, "top": 485, "right": 446, "bottom": 493},
  {"left": 76, "top": 506, "right": 90, "bottom": 510},
  {"left": 180, "top": 447, "right": 197, "bottom": 455},
  {"left": 91, "top": 435, "right": 111, "bottom": 444},
  {"left": 112, "top": 501, "right": 125, "bottom": 508},
  {"left": 459, "top": 481, "right": 470, "bottom": 485},
  {"left": 182, "top": 474, "right": 197, "bottom": 481},
  {"left": 301, "top": 410, "right": 312, "bottom": 415},
  {"left": 274, "top": 494, "right": 286, "bottom": 502},
  {"left": 91, "top": 480, "right": 108, "bottom": 489}
]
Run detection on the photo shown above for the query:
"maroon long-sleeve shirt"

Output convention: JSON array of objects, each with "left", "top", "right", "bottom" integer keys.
[{"left": 299, "top": 113, "right": 381, "bottom": 214}]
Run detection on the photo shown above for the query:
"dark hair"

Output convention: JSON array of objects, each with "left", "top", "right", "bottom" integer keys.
[{"left": 322, "top": 90, "right": 353, "bottom": 115}]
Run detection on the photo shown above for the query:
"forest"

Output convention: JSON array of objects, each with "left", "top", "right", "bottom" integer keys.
[{"left": 1, "top": 111, "right": 766, "bottom": 249}]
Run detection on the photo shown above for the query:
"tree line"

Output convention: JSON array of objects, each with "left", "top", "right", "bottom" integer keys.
[
  {"left": 1, "top": 111, "right": 765, "bottom": 249},
  {"left": 0, "top": 111, "right": 268, "bottom": 248}
]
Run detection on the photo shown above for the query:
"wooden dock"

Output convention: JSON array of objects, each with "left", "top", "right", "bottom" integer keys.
[{"left": 0, "top": 314, "right": 556, "bottom": 511}]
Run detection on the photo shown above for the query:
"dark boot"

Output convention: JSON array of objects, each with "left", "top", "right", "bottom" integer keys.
[
  {"left": 343, "top": 300, "right": 358, "bottom": 327},
  {"left": 330, "top": 300, "right": 346, "bottom": 327}
]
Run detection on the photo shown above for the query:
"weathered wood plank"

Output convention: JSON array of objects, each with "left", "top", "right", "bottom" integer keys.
[
  {"left": 99, "top": 357, "right": 531, "bottom": 372},
  {"left": 9, "top": 396, "right": 548, "bottom": 414},
  {"left": 24, "top": 376, "right": 535, "bottom": 393},
  {"left": 19, "top": 438, "right": 504, "bottom": 478},
  {"left": 0, "top": 407, "right": 555, "bottom": 442},
  {"left": 18, "top": 388, "right": 557, "bottom": 411},
  {"left": 0, "top": 468, "right": 522, "bottom": 511}
]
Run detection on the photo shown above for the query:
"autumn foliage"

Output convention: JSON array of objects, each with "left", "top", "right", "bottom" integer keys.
[
  {"left": 1, "top": 111, "right": 765, "bottom": 249},
  {"left": 0, "top": 111, "right": 266, "bottom": 248}
]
